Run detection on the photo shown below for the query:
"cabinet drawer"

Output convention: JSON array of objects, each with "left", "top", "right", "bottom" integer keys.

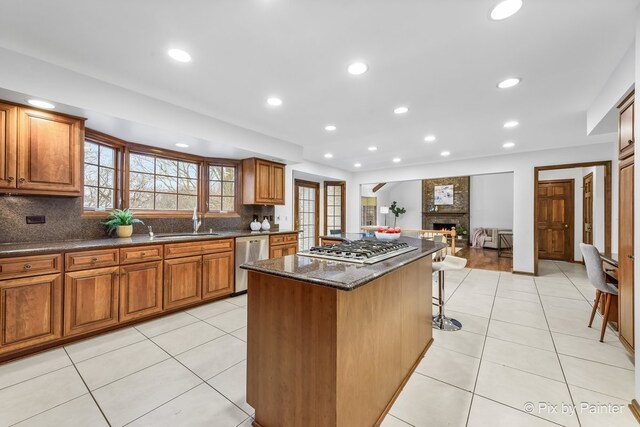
[
  {"left": 65, "top": 249, "right": 119, "bottom": 271},
  {"left": 270, "top": 233, "right": 298, "bottom": 246},
  {"left": 120, "top": 245, "right": 163, "bottom": 265},
  {"left": 284, "top": 233, "right": 299, "bottom": 243},
  {"left": 164, "top": 239, "right": 233, "bottom": 259},
  {"left": 0, "top": 254, "right": 62, "bottom": 280}
]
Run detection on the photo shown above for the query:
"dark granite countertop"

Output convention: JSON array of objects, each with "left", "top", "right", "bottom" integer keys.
[
  {"left": 241, "top": 236, "right": 446, "bottom": 291},
  {"left": 0, "top": 229, "right": 301, "bottom": 258}
]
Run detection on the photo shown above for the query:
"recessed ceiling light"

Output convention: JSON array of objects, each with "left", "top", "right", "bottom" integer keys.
[
  {"left": 440, "top": 151, "right": 451, "bottom": 157},
  {"left": 324, "top": 153, "right": 333, "bottom": 159},
  {"left": 27, "top": 99, "right": 55, "bottom": 109},
  {"left": 354, "top": 163, "right": 362, "bottom": 168},
  {"left": 504, "top": 120, "right": 519, "bottom": 128},
  {"left": 394, "top": 106, "right": 409, "bottom": 115},
  {"left": 503, "top": 142, "right": 516, "bottom": 148},
  {"left": 347, "top": 62, "right": 368, "bottom": 75},
  {"left": 497, "top": 77, "right": 521, "bottom": 89},
  {"left": 267, "top": 97, "right": 283, "bottom": 106},
  {"left": 325, "top": 124, "right": 337, "bottom": 131},
  {"left": 368, "top": 146, "right": 378, "bottom": 151},
  {"left": 392, "top": 157, "right": 401, "bottom": 163},
  {"left": 175, "top": 143, "right": 189, "bottom": 148},
  {"left": 167, "top": 48, "right": 192, "bottom": 63},
  {"left": 490, "top": 0, "right": 523, "bottom": 21},
  {"left": 424, "top": 135, "right": 436, "bottom": 142}
]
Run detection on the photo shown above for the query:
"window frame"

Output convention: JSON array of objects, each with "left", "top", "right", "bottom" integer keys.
[
  {"left": 324, "top": 181, "right": 346, "bottom": 235},
  {"left": 81, "top": 129, "right": 242, "bottom": 218},
  {"left": 81, "top": 130, "right": 125, "bottom": 217}
]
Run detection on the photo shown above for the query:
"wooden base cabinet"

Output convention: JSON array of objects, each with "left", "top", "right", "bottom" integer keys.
[
  {"left": 120, "top": 261, "right": 163, "bottom": 322},
  {"left": 618, "top": 156, "right": 634, "bottom": 351},
  {"left": 64, "top": 267, "right": 119, "bottom": 337},
  {"left": 203, "top": 252, "right": 234, "bottom": 300},
  {"left": 269, "top": 233, "right": 299, "bottom": 258},
  {"left": 164, "top": 256, "right": 202, "bottom": 310},
  {"left": 0, "top": 273, "right": 63, "bottom": 353}
]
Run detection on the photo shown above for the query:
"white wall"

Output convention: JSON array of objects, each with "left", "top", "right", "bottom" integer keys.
[
  {"left": 470, "top": 173, "right": 514, "bottom": 232},
  {"left": 373, "top": 181, "right": 422, "bottom": 229},
  {"left": 347, "top": 142, "right": 616, "bottom": 273}
]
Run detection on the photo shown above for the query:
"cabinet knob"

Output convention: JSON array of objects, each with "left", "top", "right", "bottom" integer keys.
[
  {"left": 18, "top": 177, "right": 25, "bottom": 183},
  {"left": 141, "top": 252, "right": 146, "bottom": 256},
  {"left": 91, "top": 257, "right": 98, "bottom": 262},
  {"left": 7, "top": 176, "right": 14, "bottom": 182},
  {"left": 24, "top": 263, "right": 32, "bottom": 270},
  {"left": 629, "top": 139, "right": 634, "bottom": 145}
]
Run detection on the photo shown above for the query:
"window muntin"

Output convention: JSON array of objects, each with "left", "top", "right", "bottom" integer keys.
[
  {"left": 84, "top": 141, "right": 116, "bottom": 211},
  {"left": 208, "top": 165, "right": 236, "bottom": 213},
  {"left": 129, "top": 152, "right": 198, "bottom": 211}
]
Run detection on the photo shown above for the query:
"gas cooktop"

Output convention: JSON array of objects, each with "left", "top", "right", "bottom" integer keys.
[{"left": 298, "top": 240, "right": 417, "bottom": 264}]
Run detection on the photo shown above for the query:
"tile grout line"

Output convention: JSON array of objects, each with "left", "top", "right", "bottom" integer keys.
[{"left": 534, "top": 262, "right": 582, "bottom": 427}]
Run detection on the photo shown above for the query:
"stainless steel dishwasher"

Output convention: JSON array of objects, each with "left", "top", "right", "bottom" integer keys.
[{"left": 235, "top": 235, "right": 269, "bottom": 293}]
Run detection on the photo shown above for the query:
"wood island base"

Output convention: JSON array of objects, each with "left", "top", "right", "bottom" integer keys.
[{"left": 246, "top": 256, "right": 433, "bottom": 427}]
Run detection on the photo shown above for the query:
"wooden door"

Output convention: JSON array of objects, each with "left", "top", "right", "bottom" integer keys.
[
  {"left": 64, "top": 267, "right": 119, "bottom": 336},
  {"left": 164, "top": 256, "right": 202, "bottom": 310},
  {"left": 119, "top": 261, "right": 163, "bottom": 322},
  {"left": 0, "top": 273, "right": 62, "bottom": 353},
  {"left": 619, "top": 95, "right": 634, "bottom": 159},
  {"left": 0, "top": 102, "right": 17, "bottom": 189},
  {"left": 255, "top": 160, "right": 272, "bottom": 204},
  {"left": 295, "top": 179, "right": 320, "bottom": 251},
  {"left": 17, "top": 108, "right": 82, "bottom": 194},
  {"left": 618, "top": 158, "right": 634, "bottom": 350},
  {"left": 537, "top": 180, "right": 574, "bottom": 261},
  {"left": 271, "top": 163, "right": 285, "bottom": 205},
  {"left": 202, "top": 251, "right": 234, "bottom": 300},
  {"left": 583, "top": 173, "right": 593, "bottom": 245}
]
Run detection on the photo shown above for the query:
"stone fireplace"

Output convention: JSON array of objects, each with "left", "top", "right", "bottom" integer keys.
[{"left": 422, "top": 176, "right": 470, "bottom": 236}]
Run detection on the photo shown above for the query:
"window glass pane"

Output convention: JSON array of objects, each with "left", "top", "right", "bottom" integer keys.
[
  {"left": 178, "top": 195, "right": 197, "bottom": 211},
  {"left": 223, "top": 167, "right": 235, "bottom": 181},
  {"left": 209, "top": 196, "right": 222, "bottom": 211},
  {"left": 155, "top": 193, "right": 177, "bottom": 210},
  {"left": 222, "top": 197, "right": 235, "bottom": 211},
  {"left": 130, "top": 191, "right": 153, "bottom": 209},
  {"left": 84, "top": 186, "right": 97, "bottom": 208},
  {"left": 84, "top": 164, "right": 98, "bottom": 186},
  {"left": 98, "top": 189, "right": 114, "bottom": 209},
  {"left": 209, "top": 166, "right": 222, "bottom": 181},
  {"left": 178, "top": 162, "right": 198, "bottom": 179},
  {"left": 129, "top": 172, "right": 154, "bottom": 191},
  {"left": 156, "top": 176, "right": 177, "bottom": 193},
  {"left": 156, "top": 158, "right": 177, "bottom": 176},
  {"left": 210, "top": 181, "right": 221, "bottom": 196},
  {"left": 129, "top": 153, "right": 154, "bottom": 173},
  {"left": 99, "top": 146, "right": 115, "bottom": 167},
  {"left": 85, "top": 142, "right": 99, "bottom": 164},
  {"left": 222, "top": 182, "right": 234, "bottom": 196},
  {"left": 178, "top": 178, "right": 198, "bottom": 195},
  {"left": 99, "top": 167, "right": 114, "bottom": 188}
]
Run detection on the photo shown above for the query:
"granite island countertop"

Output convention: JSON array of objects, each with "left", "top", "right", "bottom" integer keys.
[
  {"left": 241, "top": 236, "right": 446, "bottom": 291},
  {"left": 0, "top": 229, "right": 301, "bottom": 258}
]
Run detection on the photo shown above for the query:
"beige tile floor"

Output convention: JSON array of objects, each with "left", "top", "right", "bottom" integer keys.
[{"left": 0, "top": 262, "right": 636, "bottom": 426}]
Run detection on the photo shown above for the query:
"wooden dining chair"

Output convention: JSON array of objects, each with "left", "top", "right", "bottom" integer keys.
[{"left": 580, "top": 243, "right": 619, "bottom": 342}]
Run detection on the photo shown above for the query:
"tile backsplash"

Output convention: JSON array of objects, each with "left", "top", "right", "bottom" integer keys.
[{"left": 0, "top": 196, "right": 275, "bottom": 244}]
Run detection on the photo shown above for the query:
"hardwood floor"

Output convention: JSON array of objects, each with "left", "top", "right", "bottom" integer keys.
[{"left": 456, "top": 246, "right": 512, "bottom": 272}]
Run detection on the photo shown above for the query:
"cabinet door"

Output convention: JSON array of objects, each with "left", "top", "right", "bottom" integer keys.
[
  {"left": 284, "top": 244, "right": 298, "bottom": 256},
  {"left": 202, "top": 252, "right": 234, "bottom": 300},
  {"left": 0, "top": 102, "right": 17, "bottom": 189},
  {"left": 120, "top": 261, "right": 163, "bottom": 322},
  {"left": 618, "top": 160, "right": 634, "bottom": 350},
  {"left": 255, "top": 159, "right": 273, "bottom": 204},
  {"left": 0, "top": 273, "right": 62, "bottom": 354},
  {"left": 17, "top": 108, "right": 82, "bottom": 194},
  {"left": 164, "top": 256, "right": 202, "bottom": 310},
  {"left": 271, "top": 163, "right": 285, "bottom": 205},
  {"left": 64, "top": 267, "right": 119, "bottom": 337},
  {"left": 619, "top": 96, "right": 634, "bottom": 159},
  {"left": 270, "top": 246, "right": 285, "bottom": 259}
]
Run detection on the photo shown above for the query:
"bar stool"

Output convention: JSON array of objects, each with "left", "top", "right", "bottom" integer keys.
[{"left": 430, "top": 235, "right": 467, "bottom": 331}]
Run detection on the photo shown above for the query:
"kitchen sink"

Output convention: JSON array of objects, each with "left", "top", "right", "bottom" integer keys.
[{"left": 155, "top": 233, "right": 220, "bottom": 239}]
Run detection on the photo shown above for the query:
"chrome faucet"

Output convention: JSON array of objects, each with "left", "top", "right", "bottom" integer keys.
[
  {"left": 193, "top": 216, "right": 202, "bottom": 234},
  {"left": 148, "top": 226, "right": 154, "bottom": 237}
]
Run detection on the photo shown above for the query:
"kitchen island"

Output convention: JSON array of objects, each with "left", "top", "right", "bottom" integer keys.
[{"left": 242, "top": 236, "right": 445, "bottom": 427}]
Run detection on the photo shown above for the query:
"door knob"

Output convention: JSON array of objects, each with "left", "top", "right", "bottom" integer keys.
[
  {"left": 564, "top": 224, "right": 569, "bottom": 228},
  {"left": 629, "top": 139, "right": 634, "bottom": 145},
  {"left": 629, "top": 255, "right": 635, "bottom": 260}
]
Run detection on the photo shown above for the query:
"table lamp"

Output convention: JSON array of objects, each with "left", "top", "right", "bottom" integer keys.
[{"left": 379, "top": 206, "right": 389, "bottom": 227}]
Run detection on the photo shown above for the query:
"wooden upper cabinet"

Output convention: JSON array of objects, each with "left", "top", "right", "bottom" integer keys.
[
  {"left": 0, "top": 102, "right": 17, "bottom": 189},
  {"left": 16, "top": 107, "right": 84, "bottom": 195},
  {"left": 618, "top": 157, "right": 634, "bottom": 351},
  {"left": 242, "top": 158, "right": 286, "bottom": 205},
  {"left": 0, "top": 273, "right": 63, "bottom": 354},
  {"left": 618, "top": 93, "right": 634, "bottom": 160}
]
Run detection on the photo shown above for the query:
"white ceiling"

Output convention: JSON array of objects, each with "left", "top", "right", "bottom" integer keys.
[{"left": 0, "top": 0, "right": 636, "bottom": 171}]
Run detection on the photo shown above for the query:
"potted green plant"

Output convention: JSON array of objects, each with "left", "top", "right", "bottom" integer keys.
[
  {"left": 389, "top": 201, "right": 407, "bottom": 228},
  {"left": 103, "top": 209, "right": 144, "bottom": 238},
  {"left": 455, "top": 225, "right": 468, "bottom": 239}
]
